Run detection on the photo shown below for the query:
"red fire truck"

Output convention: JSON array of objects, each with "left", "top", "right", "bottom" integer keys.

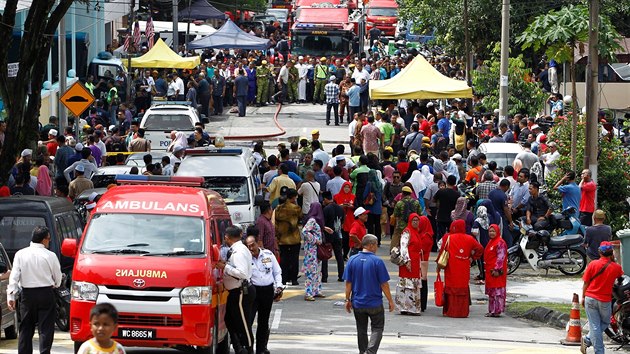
[
  {"left": 365, "top": 0, "right": 399, "bottom": 37},
  {"left": 291, "top": 7, "right": 356, "bottom": 58}
]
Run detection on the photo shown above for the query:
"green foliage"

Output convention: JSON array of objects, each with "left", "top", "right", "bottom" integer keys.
[
  {"left": 471, "top": 43, "right": 545, "bottom": 116},
  {"left": 546, "top": 116, "right": 630, "bottom": 233},
  {"left": 517, "top": 4, "right": 623, "bottom": 64}
]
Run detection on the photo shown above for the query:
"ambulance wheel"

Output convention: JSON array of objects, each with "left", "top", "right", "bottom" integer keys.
[{"left": 73, "top": 341, "right": 84, "bottom": 354}]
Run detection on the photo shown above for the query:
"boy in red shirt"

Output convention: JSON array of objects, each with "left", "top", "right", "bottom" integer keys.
[{"left": 349, "top": 207, "right": 369, "bottom": 257}]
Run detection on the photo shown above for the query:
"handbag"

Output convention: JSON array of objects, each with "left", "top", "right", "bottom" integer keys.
[
  {"left": 389, "top": 247, "right": 405, "bottom": 266},
  {"left": 317, "top": 242, "right": 333, "bottom": 261},
  {"left": 434, "top": 272, "right": 444, "bottom": 307},
  {"left": 436, "top": 236, "right": 450, "bottom": 269}
]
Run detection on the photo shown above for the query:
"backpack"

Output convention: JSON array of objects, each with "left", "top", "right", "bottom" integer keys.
[
  {"left": 363, "top": 181, "right": 375, "bottom": 206},
  {"left": 433, "top": 133, "right": 447, "bottom": 155}
]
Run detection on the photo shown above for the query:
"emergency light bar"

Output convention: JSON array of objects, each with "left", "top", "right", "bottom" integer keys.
[
  {"left": 115, "top": 175, "right": 204, "bottom": 186},
  {"left": 185, "top": 148, "right": 243, "bottom": 155},
  {"left": 150, "top": 99, "right": 192, "bottom": 107}
]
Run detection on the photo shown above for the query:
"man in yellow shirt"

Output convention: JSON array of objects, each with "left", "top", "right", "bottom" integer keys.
[{"left": 267, "top": 164, "right": 297, "bottom": 207}]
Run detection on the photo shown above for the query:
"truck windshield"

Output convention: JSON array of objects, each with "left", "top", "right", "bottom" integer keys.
[
  {"left": 292, "top": 33, "right": 349, "bottom": 57},
  {"left": 143, "top": 114, "right": 194, "bottom": 131},
  {"left": 0, "top": 216, "right": 46, "bottom": 251},
  {"left": 368, "top": 8, "right": 397, "bottom": 17},
  {"left": 82, "top": 214, "right": 205, "bottom": 255},
  {"left": 202, "top": 177, "right": 249, "bottom": 205}
]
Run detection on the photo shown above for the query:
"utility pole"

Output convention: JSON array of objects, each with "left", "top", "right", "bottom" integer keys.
[
  {"left": 498, "top": 0, "right": 510, "bottom": 125},
  {"left": 126, "top": 0, "right": 135, "bottom": 104},
  {"left": 173, "top": 0, "right": 179, "bottom": 52},
  {"left": 185, "top": 0, "right": 191, "bottom": 52},
  {"left": 585, "top": 0, "right": 599, "bottom": 205},
  {"left": 59, "top": 15, "right": 67, "bottom": 132},
  {"left": 463, "top": 0, "right": 471, "bottom": 84}
]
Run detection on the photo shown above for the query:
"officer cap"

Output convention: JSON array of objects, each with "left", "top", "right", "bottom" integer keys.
[
  {"left": 320, "top": 57, "right": 327, "bottom": 61},
  {"left": 262, "top": 60, "right": 268, "bottom": 65}
]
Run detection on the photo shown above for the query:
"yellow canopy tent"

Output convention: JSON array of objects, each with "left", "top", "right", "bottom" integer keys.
[
  {"left": 369, "top": 55, "right": 473, "bottom": 99},
  {"left": 129, "top": 39, "right": 200, "bottom": 69}
]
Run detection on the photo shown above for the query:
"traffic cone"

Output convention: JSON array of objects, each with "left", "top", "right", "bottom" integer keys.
[{"left": 560, "top": 293, "right": 582, "bottom": 346}]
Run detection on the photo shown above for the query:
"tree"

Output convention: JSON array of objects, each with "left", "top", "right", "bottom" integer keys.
[
  {"left": 472, "top": 43, "right": 546, "bottom": 116},
  {"left": 0, "top": 0, "right": 80, "bottom": 184},
  {"left": 516, "top": 4, "right": 622, "bottom": 170}
]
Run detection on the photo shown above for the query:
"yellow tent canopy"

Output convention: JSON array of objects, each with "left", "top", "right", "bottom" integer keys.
[
  {"left": 129, "top": 39, "right": 200, "bottom": 69},
  {"left": 369, "top": 55, "right": 473, "bottom": 99}
]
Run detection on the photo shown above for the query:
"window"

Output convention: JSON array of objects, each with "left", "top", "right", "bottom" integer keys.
[
  {"left": 0, "top": 216, "right": 46, "bottom": 251},
  {"left": 367, "top": 8, "right": 397, "bottom": 17},
  {"left": 143, "top": 114, "right": 194, "bottom": 131},
  {"left": 293, "top": 33, "right": 349, "bottom": 57},
  {"left": 202, "top": 177, "right": 250, "bottom": 205}
]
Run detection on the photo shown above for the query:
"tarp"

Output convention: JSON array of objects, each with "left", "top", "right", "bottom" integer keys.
[
  {"left": 187, "top": 20, "right": 271, "bottom": 50},
  {"left": 179, "top": 0, "right": 227, "bottom": 21},
  {"left": 369, "top": 55, "right": 473, "bottom": 99},
  {"left": 129, "top": 39, "right": 200, "bottom": 69}
]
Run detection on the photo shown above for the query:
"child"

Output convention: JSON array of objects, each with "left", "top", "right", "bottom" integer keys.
[{"left": 77, "top": 303, "right": 126, "bottom": 354}]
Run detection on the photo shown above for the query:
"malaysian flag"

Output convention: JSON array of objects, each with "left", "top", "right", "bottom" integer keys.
[
  {"left": 133, "top": 21, "right": 141, "bottom": 49},
  {"left": 145, "top": 16, "right": 155, "bottom": 49}
]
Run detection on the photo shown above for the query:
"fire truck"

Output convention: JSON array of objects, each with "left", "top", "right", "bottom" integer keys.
[
  {"left": 365, "top": 0, "right": 399, "bottom": 37},
  {"left": 291, "top": 6, "right": 357, "bottom": 58}
]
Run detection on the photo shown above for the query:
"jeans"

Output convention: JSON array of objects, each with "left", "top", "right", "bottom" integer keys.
[
  {"left": 236, "top": 95, "right": 247, "bottom": 117},
  {"left": 585, "top": 296, "right": 611, "bottom": 354},
  {"left": 326, "top": 102, "right": 339, "bottom": 125},
  {"left": 353, "top": 306, "right": 385, "bottom": 354}
]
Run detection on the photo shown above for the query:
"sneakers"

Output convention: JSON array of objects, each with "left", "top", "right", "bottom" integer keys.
[{"left": 580, "top": 335, "right": 591, "bottom": 354}]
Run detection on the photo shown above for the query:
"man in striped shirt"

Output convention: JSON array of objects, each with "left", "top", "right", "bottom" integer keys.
[{"left": 325, "top": 75, "right": 340, "bottom": 126}]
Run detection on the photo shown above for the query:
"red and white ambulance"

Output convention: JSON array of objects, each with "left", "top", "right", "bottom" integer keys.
[{"left": 61, "top": 175, "right": 232, "bottom": 353}]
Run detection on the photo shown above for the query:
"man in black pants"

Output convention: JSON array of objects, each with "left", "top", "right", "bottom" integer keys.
[
  {"left": 245, "top": 235, "right": 283, "bottom": 354},
  {"left": 321, "top": 191, "right": 345, "bottom": 282},
  {"left": 215, "top": 226, "right": 254, "bottom": 354},
  {"left": 8, "top": 226, "right": 62, "bottom": 354}
]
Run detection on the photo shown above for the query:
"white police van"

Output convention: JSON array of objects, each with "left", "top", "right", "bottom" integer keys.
[{"left": 140, "top": 101, "right": 208, "bottom": 151}]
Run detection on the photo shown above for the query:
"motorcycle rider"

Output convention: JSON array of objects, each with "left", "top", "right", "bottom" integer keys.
[
  {"left": 524, "top": 181, "right": 552, "bottom": 230},
  {"left": 581, "top": 241, "right": 624, "bottom": 354}
]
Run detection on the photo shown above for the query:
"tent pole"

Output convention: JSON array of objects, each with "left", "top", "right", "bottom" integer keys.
[{"left": 185, "top": 0, "right": 191, "bottom": 53}]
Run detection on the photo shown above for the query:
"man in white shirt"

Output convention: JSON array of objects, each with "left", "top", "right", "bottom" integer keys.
[
  {"left": 245, "top": 235, "right": 283, "bottom": 354},
  {"left": 8, "top": 226, "right": 62, "bottom": 354},
  {"left": 351, "top": 63, "right": 370, "bottom": 84},
  {"left": 215, "top": 226, "right": 254, "bottom": 354},
  {"left": 311, "top": 140, "right": 330, "bottom": 167},
  {"left": 298, "top": 170, "right": 321, "bottom": 215},
  {"left": 173, "top": 72, "right": 185, "bottom": 100},
  {"left": 296, "top": 56, "right": 309, "bottom": 102},
  {"left": 276, "top": 61, "right": 290, "bottom": 104}
]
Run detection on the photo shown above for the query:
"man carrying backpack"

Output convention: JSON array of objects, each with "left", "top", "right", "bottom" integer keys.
[{"left": 390, "top": 186, "right": 422, "bottom": 251}]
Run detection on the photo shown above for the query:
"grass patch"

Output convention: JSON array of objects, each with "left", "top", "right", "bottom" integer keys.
[{"left": 507, "top": 301, "right": 586, "bottom": 320}]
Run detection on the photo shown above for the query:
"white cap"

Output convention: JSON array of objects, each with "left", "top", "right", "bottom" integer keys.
[
  {"left": 48, "top": 129, "right": 58, "bottom": 137},
  {"left": 426, "top": 102, "right": 434, "bottom": 108},
  {"left": 354, "top": 207, "right": 369, "bottom": 217},
  {"left": 75, "top": 164, "right": 85, "bottom": 172},
  {"left": 451, "top": 153, "right": 462, "bottom": 160},
  {"left": 21, "top": 149, "right": 32, "bottom": 157},
  {"left": 531, "top": 124, "right": 541, "bottom": 130},
  {"left": 75, "top": 143, "right": 84, "bottom": 152},
  {"left": 298, "top": 56, "right": 304, "bottom": 60},
  {"left": 335, "top": 155, "right": 345, "bottom": 162},
  {"left": 108, "top": 125, "right": 116, "bottom": 132}
]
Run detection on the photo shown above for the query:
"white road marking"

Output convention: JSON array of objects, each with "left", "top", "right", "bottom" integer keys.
[{"left": 271, "top": 308, "right": 282, "bottom": 330}]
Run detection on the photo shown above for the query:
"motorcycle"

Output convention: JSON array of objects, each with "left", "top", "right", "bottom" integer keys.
[
  {"left": 605, "top": 274, "right": 630, "bottom": 346},
  {"left": 55, "top": 274, "right": 71, "bottom": 332},
  {"left": 507, "top": 223, "right": 586, "bottom": 275},
  {"left": 548, "top": 206, "right": 586, "bottom": 236}
]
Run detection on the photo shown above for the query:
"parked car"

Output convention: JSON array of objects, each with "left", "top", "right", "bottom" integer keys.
[
  {"left": 478, "top": 142, "right": 524, "bottom": 171},
  {"left": 0, "top": 242, "right": 17, "bottom": 341}
]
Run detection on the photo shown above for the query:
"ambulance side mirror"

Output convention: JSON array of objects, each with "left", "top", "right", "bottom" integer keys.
[
  {"left": 61, "top": 239, "right": 78, "bottom": 258},
  {"left": 212, "top": 244, "right": 221, "bottom": 262}
]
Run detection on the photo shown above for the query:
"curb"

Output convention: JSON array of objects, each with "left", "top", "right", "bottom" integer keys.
[{"left": 509, "top": 306, "right": 589, "bottom": 334}]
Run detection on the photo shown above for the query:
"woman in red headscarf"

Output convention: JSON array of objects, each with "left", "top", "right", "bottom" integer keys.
[
  {"left": 484, "top": 224, "right": 508, "bottom": 317},
  {"left": 334, "top": 181, "right": 355, "bottom": 260},
  {"left": 396, "top": 213, "right": 423, "bottom": 315},
  {"left": 437, "top": 219, "right": 483, "bottom": 318},
  {"left": 418, "top": 215, "right": 434, "bottom": 312}
]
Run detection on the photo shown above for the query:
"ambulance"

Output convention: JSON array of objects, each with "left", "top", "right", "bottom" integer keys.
[{"left": 61, "top": 175, "right": 231, "bottom": 353}]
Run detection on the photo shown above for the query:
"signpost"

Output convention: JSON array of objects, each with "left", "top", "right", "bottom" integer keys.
[{"left": 60, "top": 82, "right": 95, "bottom": 136}]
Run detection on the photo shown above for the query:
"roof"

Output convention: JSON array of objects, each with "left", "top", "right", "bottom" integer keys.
[
  {"left": 369, "top": 55, "right": 473, "bottom": 99},
  {"left": 129, "top": 39, "right": 200, "bottom": 69},
  {"left": 478, "top": 142, "right": 524, "bottom": 154},
  {"left": 179, "top": 0, "right": 227, "bottom": 21},
  {"left": 295, "top": 7, "right": 350, "bottom": 24},
  {"left": 176, "top": 155, "right": 253, "bottom": 177},
  {"left": 0, "top": 196, "right": 75, "bottom": 213},
  {"left": 188, "top": 19, "right": 271, "bottom": 50},
  {"left": 295, "top": 0, "right": 341, "bottom": 7}
]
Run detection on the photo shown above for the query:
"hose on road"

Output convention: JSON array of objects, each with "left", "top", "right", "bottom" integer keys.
[{"left": 224, "top": 103, "right": 286, "bottom": 140}]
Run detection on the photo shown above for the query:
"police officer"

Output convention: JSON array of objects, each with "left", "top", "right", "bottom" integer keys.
[
  {"left": 216, "top": 226, "right": 254, "bottom": 354},
  {"left": 8, "top": 226, "right": 62, "bottom": 354},
  {"left": 256, "top": 60, "right": 270, "bottom": 106},
  {"left": 245, "top": 234, "right": 283, "bottom": 354},
  {"left": 314, "top": 57, "right": 329, "bottom": 104},
  {"left": 287, "top": 60, "right": 299, "bottom": 104}
]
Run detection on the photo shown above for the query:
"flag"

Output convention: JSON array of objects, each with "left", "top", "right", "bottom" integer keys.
[
  {"left": 145, "top": 16, "right": 155, "bottom": 49},
  {"left": 133, "top": 21, "right": 141, "bottom": 49},
  {"left": 123, "top": 33, "right": 131, "bottom": 52}
]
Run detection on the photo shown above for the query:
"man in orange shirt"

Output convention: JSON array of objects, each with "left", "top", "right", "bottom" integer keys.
[{"left": 465, "top": 156, "right": 483, "bottom": 184}]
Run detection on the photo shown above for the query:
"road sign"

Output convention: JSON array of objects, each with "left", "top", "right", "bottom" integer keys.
[{"left": 59, "top": 81, "right": 95, "bottom": 117}]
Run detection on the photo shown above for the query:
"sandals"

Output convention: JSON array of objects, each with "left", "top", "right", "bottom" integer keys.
[
  {"left": 304, "top": 296, "right": 315, "bottom": 301},
  {"left": 314, "top": 294, "right": 326, "bottom": 298}
]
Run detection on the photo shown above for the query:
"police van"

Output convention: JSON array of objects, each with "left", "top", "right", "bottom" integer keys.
[
  {"left": 175, "top": 147, "right": 263, "bottom": 231},
  {"left": 140, "top": 101, "right": 208, "bottom": 151},
  {"left": 61, "top": 175, "right": 231, "bottom": 353}
]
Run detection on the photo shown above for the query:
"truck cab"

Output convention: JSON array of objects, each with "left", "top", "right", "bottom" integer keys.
[
  {"left": 365, "top": 0, "right": 399, "bottom": 37},
  {"left": 291, "top": 7, "right": 355, "bottom": 58},
  {"left": 61, "top": 176, "right": 230, "bottom": 353}
]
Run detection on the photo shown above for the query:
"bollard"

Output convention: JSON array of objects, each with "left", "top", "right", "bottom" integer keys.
[{"left": 616, "top": 229, "right": 630, "bottom": 274}]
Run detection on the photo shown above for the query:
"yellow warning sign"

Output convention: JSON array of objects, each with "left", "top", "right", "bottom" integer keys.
[{"left": 60, "top": 82, "right": 95, "bottom": 117}]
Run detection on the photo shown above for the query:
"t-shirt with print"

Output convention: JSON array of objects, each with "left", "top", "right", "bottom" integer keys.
[{"left": 76, "top": 339, "right": 126, "bottom": 354}]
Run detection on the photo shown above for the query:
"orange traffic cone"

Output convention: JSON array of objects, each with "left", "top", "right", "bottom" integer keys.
[{"left": 560, "top": 293, "right": 582, "bottom": 346}]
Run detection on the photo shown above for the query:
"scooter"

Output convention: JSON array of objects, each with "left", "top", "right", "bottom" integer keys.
[
  {"left": 548, "top": 206, "right": 586, "bottom": 236},
  {"left": 507, "top": 223, "right": 586, "bottom": 275},
  {"left": 606, "top": 274, "right": 630, "bottom": 347},
  {"left": 55, "top": 274, "right": 71, "bottom": 331}
]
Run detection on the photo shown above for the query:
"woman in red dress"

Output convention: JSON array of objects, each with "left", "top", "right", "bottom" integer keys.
[
  {"left": 395, "top": 213, "right": 423, "bottom": 315},
  {"left": 484, "top": 224, "right": 508, "bottom": 317},
  {"left": 437, "top": 219, "right": 483, "bottom": 318},
  {"left": 418, "top": 215, "right": 434, "bottom": 312},
  {"left": 334, "top": 181, "right": 355, "bottom": 260}
]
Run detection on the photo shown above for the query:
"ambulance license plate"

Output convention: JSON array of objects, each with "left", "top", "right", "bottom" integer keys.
[{"left": 118, "top": 328, "right": 156, "bottom": 340}]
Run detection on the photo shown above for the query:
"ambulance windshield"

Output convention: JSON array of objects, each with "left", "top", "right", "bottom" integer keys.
[{"left": 82, "top": 214, "right": 205, "bottom": 256}]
